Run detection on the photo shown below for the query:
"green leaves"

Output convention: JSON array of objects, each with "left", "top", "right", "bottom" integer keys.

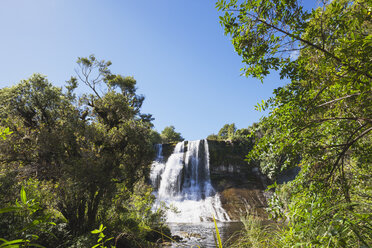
[
  {"left": 91, "top": 224, "right": 115, "bottom": 248},
  {"left": 0, "top": 55, "right": 157, "bottom": 238},
  {"left": 20, "top": 187, "right": 27, "bottom": 205},
  {"left": 217, "top": 0, "right": 309, "bottom": 80},
  {"left": 0, "top": 127, "right": 12, "bottom": 140},
  {"left": 91, "top": 224, "right": 105, "bottom": 234},
  {"left": 254, "top": 99, "right": 267, "bottom": 112},
  {"left": 0, "top": 206, "right": 22, "bottom": 214},
  {"left": 218, "top": 0, "right": 372, "bottom": 246},
  {"left": 0, "top": 238, "right": 46, "bottom": 248},
  {"left": 160, "top": 126, "right": 184, "bottom": 143},
  {"left": 0, "top": 185, "right": 55, "bottom": 248}
]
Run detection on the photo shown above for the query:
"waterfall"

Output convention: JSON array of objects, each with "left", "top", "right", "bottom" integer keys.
[
  {"left": 150, "top": 144, "right": 166, "bottom": 190},
  {"left": 151, "top": 140, "right": 230, "bottom": 223}
]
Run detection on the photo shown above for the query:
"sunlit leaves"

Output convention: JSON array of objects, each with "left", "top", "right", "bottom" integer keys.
[
  {"left": 219, "top": 0, "right": 371, "bottom": 246},
  {"left": 0, "top": 56, "right": 156, "bottom": 238},
  {"left": 217, "top": 0, "right": 310, "bottom": 80}
]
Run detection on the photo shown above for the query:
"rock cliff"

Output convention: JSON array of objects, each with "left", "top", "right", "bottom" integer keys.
[
  {"left": 207, "top": 139, "right": 269, "bottom": 220},
  {"left": 158, "top": 140, "right": 294, "bottom": 220}
]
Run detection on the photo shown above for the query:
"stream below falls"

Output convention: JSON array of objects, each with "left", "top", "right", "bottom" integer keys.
[{"left": 165, "top": 222, "right": 243, "bottom": 248}]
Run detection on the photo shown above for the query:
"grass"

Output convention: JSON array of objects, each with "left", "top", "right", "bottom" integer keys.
[{"left": 224, "top": 215, "right": 281, "bottom": 248}]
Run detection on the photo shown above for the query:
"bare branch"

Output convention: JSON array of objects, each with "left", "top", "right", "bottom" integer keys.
[
  {"left": 328, "top": 126, "right": 372, "bottom": 180},
  {"left": 75, "top": 65, "right": 102, "bottom": 99}
]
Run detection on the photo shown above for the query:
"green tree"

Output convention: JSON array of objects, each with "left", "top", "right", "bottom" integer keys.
[
  {"left": 148, "top": 129, "right": 162, "bottom": 144},
  {"left": 217, "top": 123, "right": 237, "bottom": 140},
  {"left": 160, "top": 126, "right": 184, "bottom": 143},
  {"left": 0, "top": 55, "right": 158, "bottom": 243},
  {"left": 218, "top": 0, "right": 371, "bottom": 246}
]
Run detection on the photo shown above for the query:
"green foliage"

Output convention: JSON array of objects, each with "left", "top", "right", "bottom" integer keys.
[
  {"left": 0, "top": 127, "right": 12, "bottom": 140},
  {"left": 216, "top": 0, "right": 310, "bottom": 81},
  {"left": 0, "top": 186, "right": 56, "bottom": 248},
  {"left": 217, "top": 123, "right": 236, "bottom": 140},
  {"left": 265, "top": 182, "right": 285, "bottom": 221},
  {"left": 160, "top": 125, "right": 184, "bottom": 143},
  {"left": 271, "top": 180, "right": 372, "bottom": 247},
  {"left": 229, "top": 214, "right": 280, "bottom": 248},
  {"left": 208, "top": 123, "right": 254, "bottom": 143},
  {"left": 219, "top": 0, "right": 372, "bottom": 246},
  {"left": 104, "top": 179, "right": 169, "bottom": 246},
  {"left": 206, "top": 133, "right": 219, "bottom": 140},
  {"left": 148, "top": 129, "right": 162, "bottom": 144},
  {"left": 0, "top": 55, "right": 166, "bottom": 246},
  {"left": 207, "top": 124, "right": 258, "bottom": 173},
  {"left": 91, "top": 224, "right": 115, "bottom": 248}
]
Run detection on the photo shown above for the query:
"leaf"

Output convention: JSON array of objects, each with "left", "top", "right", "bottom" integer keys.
[
  {"left": 213, "top": 215, "right": 223, "bottom": 248},
  {"left": 0, "top": 239, "right": 29, "bottom": 247},
  {"left": 20, "top": 187, "right": 27, "bottom": 205},
  {"left": 28, "top": 244, "right": 46, "bottom": 248},
  {"left": 0, "top": 206, "right": 22, "bottom": 214},
  {"left": 105, "top": 237, "right": 113, "bottom": 242}
]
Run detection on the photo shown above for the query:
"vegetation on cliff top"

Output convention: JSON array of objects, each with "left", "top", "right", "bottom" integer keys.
[{"left": 160, "top": 126, "right": 184, "bottom": 144}]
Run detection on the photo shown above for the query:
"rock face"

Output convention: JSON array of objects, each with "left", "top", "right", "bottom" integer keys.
[
  {"left": 156, "top": 140, "right": 300, "bottom": 221},
  {"left": 207, "top": 139, "right": 270, "bottom": 220},
  {"left": 157, "top": 140, "right": 271, "bottom": 221},
  {"left": 161, "top": 142, "right": 178, "bottom": 161}
]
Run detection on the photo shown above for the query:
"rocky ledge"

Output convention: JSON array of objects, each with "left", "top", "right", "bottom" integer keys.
[{"left": 207, "top": 139, "right": 270, "bottom": 220}]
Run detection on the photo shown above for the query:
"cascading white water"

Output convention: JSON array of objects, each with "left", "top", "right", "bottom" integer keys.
[
  {"left": 150, "top": 144, "right": 166, "bottom": 190},
  {"left": 151, "top": 139, "right": 230, "bottom": 223}
]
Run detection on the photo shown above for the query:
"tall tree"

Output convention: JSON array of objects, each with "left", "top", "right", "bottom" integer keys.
[
  {"left": 160, "top": 126, "right": 184, "bottom": 143},
  {"left": 218, "top": 0, "right": 371, "bottom": 246},
  {"left": 218, "top": 123, "right": 237, "bottom": 140},
  {"left": 0, "top": 56, "right": 155, "bottom": 236}
]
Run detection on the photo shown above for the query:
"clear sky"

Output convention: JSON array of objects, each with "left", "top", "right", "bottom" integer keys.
[{"left": 0, "top": 0, "right": 316, "bottom": 141}]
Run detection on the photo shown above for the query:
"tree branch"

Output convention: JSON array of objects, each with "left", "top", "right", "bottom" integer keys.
[
  {"left": 317, "top": 92, "right": 363, "bottom": 107},
  {"left": 322, "top": 123, "right": 368, "bottom": 149},
  {"left": 75, "top": 68, "right": 102, "bottom": 99},
  {"left": 228, "top": 9, "right": 372, "bottom": 80},
  {"left": 312, "top": 117, "right": 372, "bottom": 123},
  {"left": 327, "top": 126, "right": 372, "bottom": 180}
]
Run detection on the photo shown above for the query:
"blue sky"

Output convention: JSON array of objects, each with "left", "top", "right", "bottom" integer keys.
[{"left": 0, "top": 0, "right": 317, "bottom": 140}]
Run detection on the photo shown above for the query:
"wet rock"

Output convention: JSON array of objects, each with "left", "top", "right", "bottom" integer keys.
[
  {"left": 171, "top": 235, "right": 183, "bottom": 242},
  {"left": 220, "top": 187, "right": 268, "bottom": 219},
  {"left": 177, "top": 231, "right": 203, "bottom": 240},
  {"left": 207, "top": 140, "right": 270, "bottom": 220}
]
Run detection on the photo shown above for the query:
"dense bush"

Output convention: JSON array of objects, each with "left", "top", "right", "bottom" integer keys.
[
  {"left": 0, "top": 56, "right": 167, "bottom": 247},
  {"left": 219, "top": 0, "right": 371, "bottom": 246}
]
